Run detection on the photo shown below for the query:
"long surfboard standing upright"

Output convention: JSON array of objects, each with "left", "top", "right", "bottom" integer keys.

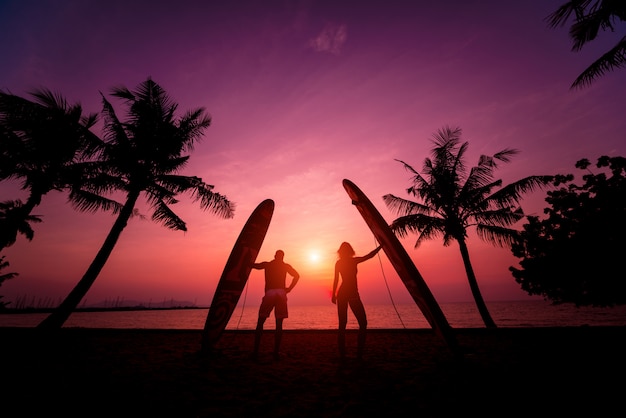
[
  {"left": 201, "top": 199, "right": 275, "bottom": 353},
  {"left": 342, "top": 179, "right": 461, "bottom": 356}
]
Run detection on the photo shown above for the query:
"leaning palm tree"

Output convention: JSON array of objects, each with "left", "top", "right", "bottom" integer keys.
[
  {"left": 546, "top": 0, "right": 626, "bottom": 89},
  {"left": 383, "top": 126, "right": 552, "bottom": 328},
  {"left": 0, "top": 89, "right": 100, "bottom": 251},
  {"left": 38, "top": 78, "right": 235, "bottom": 329}
]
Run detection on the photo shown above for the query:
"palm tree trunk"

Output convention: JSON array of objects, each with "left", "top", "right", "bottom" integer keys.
[
  {"left": 37, "top": 190, "right": 140, "bottom": 329},
  {"left": 457, "top": 238, "right": 497, "bottom": 328}
]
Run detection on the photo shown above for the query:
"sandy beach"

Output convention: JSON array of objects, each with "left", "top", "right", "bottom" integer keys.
[{"left": 2, "top": 326, "right": 625, "bottom": 417}]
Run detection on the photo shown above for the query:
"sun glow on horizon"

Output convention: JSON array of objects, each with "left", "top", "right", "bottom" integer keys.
[{"left": 308, "top": 251, "right": 321, "bottom": 264}]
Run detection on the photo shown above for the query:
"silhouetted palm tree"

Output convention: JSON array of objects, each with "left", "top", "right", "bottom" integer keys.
[
  {"left": 0, "top": 255, "right": 18, "bottom": 309},
  {"left": 383, "top": 126, "right": 552, "bottom": 328},
  {"left": 0, "top": 200, "right": 42, "bottom": 249},
  {"left": 546, "top": 0, "right": 626, "bottom": 88},
  {"left": 0, "top": 89, "right": 100, "bottom": 250},
  {"left": 38, "top": 78, "right": 235, "bottom": 329}
]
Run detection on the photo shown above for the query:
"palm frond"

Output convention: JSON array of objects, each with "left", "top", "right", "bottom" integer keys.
[
  {"left": 145, "top": 181, "right": 178, "bottom": 206},
  {"left": 407, "top": 173, "right": 435, "bottom": 199},
  {"left": 430, "top": 126, "right": 466, "bottom": 178},
  {"left": 177, "top": 108, "right": 212, "bottom": 152},
  {"left": 546, "top": 0, "right": 626, "bottom": 88},
  {"left": 78, "top": 129, "right": 105, "bottom": 160},
  {"left": 487, "top": 175, "right": 554, "bottom": 207},
  {"left": 491, "top": 148, "right": 519, "bottom": 164},
  {"left": 109, "top": 85, "right": 135, "bottom": 102},
  {"left": 16, "top": 221, "right": 36, "bottom": 241},
  {"left": 192, "top": 184, "right": 235, "bottom": 219},
  {"left": 151, "top": 156, "right": 189, "bottom": 175},
  {"left": 462, "top": 163, "right": 496, "bottom": 195},
  {"left": 394, "top": 158, "right": 423, "bottom": 183},
  {"left": 80, "top": 112, "right": 99, "bottom": 129},
  {"left": 0, "top": 255, "right": 19, "bottom": 282},
  {"left": 458, "top": 180, "right": 501, "bottom": 218},
  {"left": 431, "top": 125, "right": 462, "bottom": 150},
  {"left": 151, "top": 173, "right": 197, "bottom": 194},
  {"left": 545, "top": 1, "right": 580, "bottom": 28},
  {"left": 476, "top": 224, "right": 521, "bottom": 248},
  {"left": 100, "top": 93, "right": 130, "bottom": 146},
  {"left": 451, "top": 141, "right": 469, "bottom": 180},
  {"left": 28, "top": 88, "right": 70, "bottom": 111},
  {"left": 473, "top": 206, "right": 525, "bottom": 228},
  {"left": 151, "top": 200, "right": 187, "bottom": 231},
  {"left": 568, "top": 0, "right": 624, "bottom": 50},
  {"left": 79, "top": 170, "right": 128, "bottom": 195},
  {"left": 382, "top": 194, "right": 432, "bottom": 216},
  {"left": 0, "top": 200, "right": 42, "bottom": 247},
  {"left": 69, "top": 189, "right": 123, "bottom": 214},
  {"left": 389, "top": 214, "right": 444, "bottom": 247},
  {"left": 571, "top": 37, "right": 626, "bottom": 88}
]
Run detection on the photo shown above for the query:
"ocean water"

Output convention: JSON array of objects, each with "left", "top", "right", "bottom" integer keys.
[{"left": 2, "top": 300, "right": 626, "bottom": 329}]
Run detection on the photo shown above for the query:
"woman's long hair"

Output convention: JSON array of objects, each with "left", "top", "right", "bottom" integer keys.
[{"left": 337, "top": 242, "right": 355, "bottom": 258}]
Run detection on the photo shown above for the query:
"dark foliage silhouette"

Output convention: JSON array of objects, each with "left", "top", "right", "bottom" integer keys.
[{"left": 510, "top": 155, "right": 626, "bottom": 306}]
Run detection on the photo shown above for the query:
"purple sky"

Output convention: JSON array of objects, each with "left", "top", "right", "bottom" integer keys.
[{"left": 1, "top": 0, "right": 625, "bottom": 308}]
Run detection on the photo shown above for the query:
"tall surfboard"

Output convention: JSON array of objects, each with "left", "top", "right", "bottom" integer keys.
[
  {"left": 201, "top": 199, "right": 274, "bottom": 353},
  {"left": 342, "top": 179, "right": 461, "bottom": 355}
]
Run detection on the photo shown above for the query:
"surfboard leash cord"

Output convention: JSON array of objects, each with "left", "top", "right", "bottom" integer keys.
[{"left": 374, "top": 237, "right": 407, "bottom": 329}]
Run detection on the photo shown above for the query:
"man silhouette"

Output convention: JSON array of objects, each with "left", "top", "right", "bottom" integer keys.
[{"left": 251, "top": 250, "right": 300, "bottom": 360}]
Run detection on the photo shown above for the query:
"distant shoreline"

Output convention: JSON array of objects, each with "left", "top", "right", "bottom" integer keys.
[{"left": 0, "top": 306, "right": 206, "bottom": 314}]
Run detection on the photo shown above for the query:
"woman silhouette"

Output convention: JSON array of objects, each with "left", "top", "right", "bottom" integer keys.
[{"left": 331, "top": 242, "right": 382, "bottom": 360}]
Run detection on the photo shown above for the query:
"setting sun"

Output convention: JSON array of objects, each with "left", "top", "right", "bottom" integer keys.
[
  {"left": 308, "top": 251, "right": 321, "bottom": 264},
  {"left": 1, "top": 0, "right": 624, "bottom": 311}
]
